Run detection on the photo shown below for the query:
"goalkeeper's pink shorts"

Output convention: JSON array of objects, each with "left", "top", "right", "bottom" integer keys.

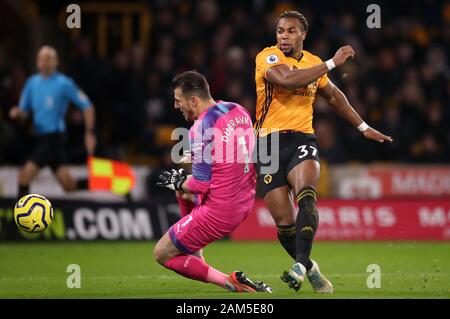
[{"left": 168, "top": 204, "right": 251, "bottom": 254}]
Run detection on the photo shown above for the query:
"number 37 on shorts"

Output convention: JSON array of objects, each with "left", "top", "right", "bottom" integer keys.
[{"left": 297, "top": 144, "right": 317, "bottom": 159}]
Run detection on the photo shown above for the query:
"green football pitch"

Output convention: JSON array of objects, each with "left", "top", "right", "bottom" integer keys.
[{"left": 0, "top": 241, "right": 448, "bottom": 298}]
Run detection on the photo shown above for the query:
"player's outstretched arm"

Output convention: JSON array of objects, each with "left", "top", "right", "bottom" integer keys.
[
  {"left": 266, "top": 45, "right": 355, "bottom": 90},
  {"left": 318, "top": 80, "right": 393, "bottom": 143}
]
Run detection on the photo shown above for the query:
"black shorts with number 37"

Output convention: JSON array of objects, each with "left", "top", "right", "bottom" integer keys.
[{"left": 255, "top": 130, "right": 320, "bottom": 197}]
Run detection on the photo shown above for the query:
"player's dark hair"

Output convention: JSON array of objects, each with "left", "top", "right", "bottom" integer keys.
[
  {"left": 172, "top": 71, "right": 211, "bottom": 99},
  {"left": 276, "top": 10, "right": 309, "bottom": 32}
]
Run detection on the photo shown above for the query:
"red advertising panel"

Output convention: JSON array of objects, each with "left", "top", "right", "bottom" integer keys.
[
  {"left": 337, "top": 166, "right": 450, "bottom": 199},
  {"left": 231, "top": 199, "right": 450, "bottom": 241},
  {"left": 368, "top": 166, "right": 450, "bottom": 198}
]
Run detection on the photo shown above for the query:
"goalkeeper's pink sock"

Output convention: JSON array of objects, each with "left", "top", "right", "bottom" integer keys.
[
  {"left": 164, "top": 255, "right": 227, "bottom": 288},
  {"left": 206, "top": 267, "right": 228, "bottom": 289}
]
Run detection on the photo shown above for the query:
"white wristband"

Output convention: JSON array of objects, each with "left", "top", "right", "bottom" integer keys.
[
  {"left": 325, "top": 59, "right": 336, "bottom": 71},
  {"left": 357, "top": 122, "right": 369, "bottom": 132}
]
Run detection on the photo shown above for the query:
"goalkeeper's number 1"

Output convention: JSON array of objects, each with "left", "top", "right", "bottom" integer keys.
[{"left": 238, "top": 136, "right": 250, "bottom": 173}]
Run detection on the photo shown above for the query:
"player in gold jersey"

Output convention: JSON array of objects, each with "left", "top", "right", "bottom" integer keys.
[{"left": 254, "top": 11, "right": 393, "bottom": 293}]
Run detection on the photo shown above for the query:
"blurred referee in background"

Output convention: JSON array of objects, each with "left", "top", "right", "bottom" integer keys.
[{"left": 9, "top": 45, "right": 96, "bottom": 199}]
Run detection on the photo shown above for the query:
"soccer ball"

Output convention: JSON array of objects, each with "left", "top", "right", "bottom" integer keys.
[{"left": 14, "top": 194, "right": 54, "bottom": 233}]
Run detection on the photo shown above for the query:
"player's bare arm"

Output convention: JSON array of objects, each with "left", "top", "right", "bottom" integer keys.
[
  {"left": 318, "top": 80, "right": 393, "bottom": 143},
  {"left": 266, "top": 45, "right": 355, "bottom": 89},
  {"left": 83, "top": 106, "right": 97, "bottom": 155}
]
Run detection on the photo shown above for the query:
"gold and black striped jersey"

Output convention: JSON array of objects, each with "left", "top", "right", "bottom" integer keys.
[{"left": 254, "top": 45, "right": 329, "bottom": 137}]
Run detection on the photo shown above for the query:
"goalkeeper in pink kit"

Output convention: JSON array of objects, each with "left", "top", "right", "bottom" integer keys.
[{"left": 153, "top": 71, "right": 271, "bottom": 293}]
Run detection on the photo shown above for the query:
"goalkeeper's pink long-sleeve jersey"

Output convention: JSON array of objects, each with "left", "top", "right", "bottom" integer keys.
[{"left": 186, "top": 100, "right": 256, "bottom": 217}]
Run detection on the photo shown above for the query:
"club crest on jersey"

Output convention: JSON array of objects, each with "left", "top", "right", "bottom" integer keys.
[
  {"left": 264, "top": 174, "right": 272, "bottom": 184},
  {"left": 266, "top": 54, "right": 279, "bottom": 64}
]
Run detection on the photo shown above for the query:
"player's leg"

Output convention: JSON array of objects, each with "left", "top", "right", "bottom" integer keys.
[
  {"left": 154, "top": 229, "right": 241, "bottom": 291},
  {"left": 258, "top": 132, "right": 297, "bottom": 260},
  {"left": 51, "top": 133, "right": 89, "bottom": 192},
  {"left": 175, "top": 191, "right": 204, "bottom": 260},
  {"left": 287, "top": 159, "right": 320, "bottom": 271},
  {"left": 154, "top": 210, "right": 271, "bottom": 292},
  {"left": 18, "top": 134, "right": 50, "bottom": 198},
  {"left": 54, "top": 165, "right": 88, "bottom": 192},
  {"left": 154, "top": 232, "right": 267, "bottom": 292},
  {"left": 18, "top": 161, "right": 40, "bottom": 198},
  {"left": 263, "top": 185, "right": 296, "bottom": 259},
  {"left": 280, "top": 159, "right": 320, "bottom": 291},
  {"left": 284, "top": 158, "right": 333, "bottom": 293},
  {"left": 153, "top": 231, "right": 215, "bottom": 283}
]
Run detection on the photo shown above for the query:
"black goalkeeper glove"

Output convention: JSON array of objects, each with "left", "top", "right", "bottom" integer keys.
[{"left": 156, "top": 168, "right": 187, "bottom": 192}]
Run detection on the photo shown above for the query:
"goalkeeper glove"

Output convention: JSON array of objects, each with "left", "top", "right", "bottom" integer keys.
[{"left": 156, "top": 168, "right": 187, "bottom": 192}]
